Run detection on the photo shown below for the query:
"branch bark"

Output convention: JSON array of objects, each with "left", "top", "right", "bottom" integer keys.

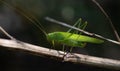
[{"left": 0, "top": 38, "right": 120, "bottom": 70}]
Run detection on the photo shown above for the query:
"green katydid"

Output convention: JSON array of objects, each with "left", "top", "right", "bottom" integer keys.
[
  {"left": 1, "top": 0, "right": 104, "bottom": 49},
  {"left": 46, "top": 18, "right": 104, "bottom": 48}
]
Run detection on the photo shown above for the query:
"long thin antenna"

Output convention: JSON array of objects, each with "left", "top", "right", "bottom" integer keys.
[
  {"left": 92, "top": 0, "right": 120, "bottom": 42},
  {"left": 1, "top": 0, "right": 47, "bottom": 36},
  {"left": 45, "top": 17, "right": 120, "bottom": 45}
]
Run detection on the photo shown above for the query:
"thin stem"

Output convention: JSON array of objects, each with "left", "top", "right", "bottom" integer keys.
[
  {"left": 92, "top": 0, "right": 120, "bottom": 42},
  {"left": 0, "top": 26, "right": 16, "bottom": 40}
]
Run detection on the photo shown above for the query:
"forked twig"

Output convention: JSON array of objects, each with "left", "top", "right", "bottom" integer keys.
[{"left": 92, "top": 0, "right": 120, "bottom": 42}]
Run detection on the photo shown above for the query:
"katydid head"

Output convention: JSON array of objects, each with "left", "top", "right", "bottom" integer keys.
[{"left": 47, "top": 32, "right": 65, "bottom": 42}]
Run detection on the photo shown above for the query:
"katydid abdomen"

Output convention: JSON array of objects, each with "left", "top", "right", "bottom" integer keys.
[{"left": 47, "top": 32, "right": 104, "bottom": 47}]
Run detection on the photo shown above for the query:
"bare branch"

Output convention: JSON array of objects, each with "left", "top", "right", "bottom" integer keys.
[
  {"left": 45, "top": 17, "right": 120, "bottom": 45},
  {"left": 0, "top": 38, "right": 120, "bottom": 70}
]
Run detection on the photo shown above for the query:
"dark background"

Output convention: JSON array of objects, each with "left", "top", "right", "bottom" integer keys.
[{"left": 0, "top": 0, "right": 120, "bottom": 71}]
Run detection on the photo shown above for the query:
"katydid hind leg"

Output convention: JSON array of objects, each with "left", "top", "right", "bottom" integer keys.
[
  {"left": 67, "top": 18, "right": 87, "bottom": 34},
  {"left": 74, "top": 19, "right": 88, "bottom": 47},
  {"left": 79, "top": 21, "right": 87, "bottom": 35},
  {"left": 67, "top": 18, "right": 82, "bottom": 33},
  {"left": 65, "top": 18, "right": 83, "bottom": 39},
  {"left": 77, "top": 21, "right": 88, "bottom": 47}
]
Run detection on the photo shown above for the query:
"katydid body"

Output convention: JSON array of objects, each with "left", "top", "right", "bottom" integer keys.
[
  {"left": 47, "top": 32, "right": 104, "bottom": 47},
  {"left": 46, "top": 18, "right": 104, "bottom": 48}
]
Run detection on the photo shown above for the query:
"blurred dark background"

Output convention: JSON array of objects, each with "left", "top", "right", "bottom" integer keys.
[{"left": 0, "top": 0, "right": 120, "bottom": 71}]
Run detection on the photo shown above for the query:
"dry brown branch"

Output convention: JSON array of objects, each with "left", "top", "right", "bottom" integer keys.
[{"left": 0, "top": 38, "right": 120, "bottom": 70}]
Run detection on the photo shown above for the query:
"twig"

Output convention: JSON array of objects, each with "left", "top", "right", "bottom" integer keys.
[
  {"left": 0, "top": 26, "right": 16, "bottom": 40},
  {"left": 92, "top": 0, "right": 120, "bottom": 42},
  {"left": 0, "top": 38, "right": 120, "bottom": 70},
  {"left": 45, "top": 17, "right": 120, "bottom": 45}
]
